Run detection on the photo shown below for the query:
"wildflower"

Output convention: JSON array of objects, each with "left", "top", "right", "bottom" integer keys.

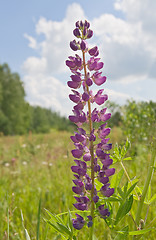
[{"left": 66, "top": 20, "right": 115, "bottom": 230}]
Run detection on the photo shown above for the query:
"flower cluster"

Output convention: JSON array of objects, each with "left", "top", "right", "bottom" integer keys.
[{"left": 66, "top": 20, "right": 115, "bottom": 230}]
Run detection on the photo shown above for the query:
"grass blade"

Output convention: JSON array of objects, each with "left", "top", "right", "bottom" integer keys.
[{"left": 36, "top": 197, "right": 41, "bottom": 240}]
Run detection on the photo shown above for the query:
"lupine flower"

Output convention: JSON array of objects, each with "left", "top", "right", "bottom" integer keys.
[{"left": 66, "top": 20, "right": 115, "bottom": 230}]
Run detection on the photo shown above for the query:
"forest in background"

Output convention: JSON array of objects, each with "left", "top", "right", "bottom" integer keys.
[
  {"left": 0, "top": 63, "right": 155, "bottom": 137},
  {"left": 0, "top": 63, "right": 75, "bottom": 135}
]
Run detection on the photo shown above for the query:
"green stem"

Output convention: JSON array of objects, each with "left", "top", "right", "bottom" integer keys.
[
  {"left": 82, "top": 51, "right": 95, "bottom": 240},
  {"left": 120, "top": 161, "right": 139, "bottom": 200},
  {"left": 135, "top": 145, "right": 156, "bottom": 228}
]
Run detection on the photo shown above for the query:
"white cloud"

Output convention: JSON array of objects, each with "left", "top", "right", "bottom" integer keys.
[
  {"left": 22, "top": 1, "right": 156, "bottom": 116},
  {"left": 24, "top": 33, "right": 37, "bottom": 49},
  {"left": 24, "top": 73, "right": 72, "bottom": 116},
  {"left": 92, "top": 0, "right": 156, "bottom": 80}
]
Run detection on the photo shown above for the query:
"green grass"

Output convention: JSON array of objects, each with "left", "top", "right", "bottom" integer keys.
[{"left": 0, "top": 128, "right": 155, "bottom": 239}]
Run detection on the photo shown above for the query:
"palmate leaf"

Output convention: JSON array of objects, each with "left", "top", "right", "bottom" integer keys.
[
  {"left": 45, "top": 209, "right": 64, "bottom": 224},
  {"left": 115, "top": 195, "right": 133, "bottom": 225},
  {"left": 125, "top": 182, "right": 138, "bottom": 198},
  {"left": 67, "top": 209, "right": 73, "bottom": 234},
  {"left": 45, "top": 209, "right": 74, "bottom": 239},
  {"left": 57, "top": 222, "right": 72, "bottom": 237}
]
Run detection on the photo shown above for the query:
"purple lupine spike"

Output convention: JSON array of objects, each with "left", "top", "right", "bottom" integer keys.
[{"left": 66, "top": 20, "right": 115, "bottom": 230}]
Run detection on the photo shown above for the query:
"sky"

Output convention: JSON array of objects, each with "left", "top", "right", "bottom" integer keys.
[{"left": 0, "top": 0, "right": 156, "bottom": 116}]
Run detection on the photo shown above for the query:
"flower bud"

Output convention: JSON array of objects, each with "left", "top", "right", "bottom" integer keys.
[
  {"left": 70, "top": 40, "right": 78, "bottom": 51},
  {"left": 73, "top": 28, "right": 81, "bottom": 38},
  {"left": 80, "top": 40, "right": 88, "bottom": 51}
]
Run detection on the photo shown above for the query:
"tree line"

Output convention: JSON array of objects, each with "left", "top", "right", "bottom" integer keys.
[{"left": 0, "top": 63, "right": 75, "bottom": 135}]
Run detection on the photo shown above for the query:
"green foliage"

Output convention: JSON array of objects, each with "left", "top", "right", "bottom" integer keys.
[
  {"left": 0, "top": 63, "right": 75, "bottom": 135},
  {"left": 105, "top": 100, "right": 122, "bottom": 128},
  {"left": 0, "top": 130, "right": 155, "bottom": 239},
  {"left": 0, "top": 63, "right": 29, "bottom": 135},
  {"left": 122, "top": 100, "right": 156, "bottom": 144}
]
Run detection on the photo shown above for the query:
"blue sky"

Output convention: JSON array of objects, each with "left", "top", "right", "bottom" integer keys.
[{"left": 0, "top": 0, "right": 156, "bottom": 115}]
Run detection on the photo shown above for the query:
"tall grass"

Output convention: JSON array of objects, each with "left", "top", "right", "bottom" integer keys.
[{"left": 0, "top": 128, "right": 155, "bottom": 239}]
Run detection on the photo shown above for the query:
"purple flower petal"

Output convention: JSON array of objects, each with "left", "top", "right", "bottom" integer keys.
[
  {"left": 70, "top": 40, "right": 78, "bottom": 51},
  {"left": 70, "top": 74, "right": 81, "bottom": 82},
  {"left": 88, "top": 46, "right": 98, "bottom": 56},
  {"left": 69, "top": 94, "right": 80, "bottom": 103},
  {"left": 67, "top": 81, "right": 80, "bottom": 89},
  {"left": 71, "top": 149, "right": 83, "bottom": 158},
  {"left": 105, "top": 168, "right": 115, "bottom": 177},
  {"left": 73, "top": 203, "right": 87, "bottom": 211},
  {"left": 80, "top": 40, "right": 87, "bottom": 51},
  {"left": 104, "top": 188, "right": 114, "bottom": 197},
  {"left": 94, "top": 76, "right": 106, "bottom": 86},
  {"left": 73, "top": 28, "right": 81, "bottom": 37},
  {"left": 72, "top": 186, "right": 83, "bottom": 194},
  {"left": 83, "top": 153, "right": 91, "bottom": 162}
]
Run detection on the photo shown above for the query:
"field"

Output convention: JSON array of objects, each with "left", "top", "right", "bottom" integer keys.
[{"left": 0, "top": 127, "right": 155, "bottom": 239}]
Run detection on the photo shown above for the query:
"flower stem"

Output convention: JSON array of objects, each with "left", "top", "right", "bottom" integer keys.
[
  {"left": 82, "top": 51, "right": 95, "bottom": 240},
  {"left": 120, "top": 161, "right": 139, "bottom": 200},
  {"left": 135, "top": 144, "right": 156, "bottom": 229}
]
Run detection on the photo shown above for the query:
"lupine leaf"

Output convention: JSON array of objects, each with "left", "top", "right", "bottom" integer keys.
[
  {"left": 121, "top": 146, "right": 126, "bottom": 158},
  {"left": 117, "top": 187, "right": 124, "bottom": 198},
  {"left": 46, "top": 220, "right": 68, "bottom": 237},
  {"left": 46, "top": 220, "right": 62, "bottom": 234},
  {"left": 114, "top": 225, "right": 129, "bottom": 240},
  {"left": 129, "top": 228, "right": 153, "bottom": 235},
  {"left": 149, "top": 193, "right": 156, "bottom": 204},
  {"left": 45, "top": 209, "right": 64, "bottom": 224},
  {"left": 123, "top": 157, "right": 132, "bottom": 161},
  {"left": 125, "top": 139, "right": 131, "bottom": 150},
  {"left": 125, "top": 182, "right": 138, "bottom": 198},
  {"left": 124, "top": 182, "right": 128, "bottom": 195},
  {"left": 67, "top": 209, "right": 73, "bottom": 234},
  {"left": 57, "top": 222, "right": 72, "bottom": 237},
  {"left": 115, "top": 195, "right": 133, "bottom": 224},
  {"left": 105, "top": 196, "right": 121, "bottom": 202}
]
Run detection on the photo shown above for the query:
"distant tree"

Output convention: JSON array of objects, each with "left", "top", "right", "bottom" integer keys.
[
  {"left": 0, "top": 63, "right": 29, "bottom": 134},
  {"left": 122, "top": 100, "right": 156, "bottom": 144},
  {"left": 0, "top": 63, "right": 76, "bottom": 135},
  {"left": 105, "top": 100, "right": 122, "bottom": 128}
]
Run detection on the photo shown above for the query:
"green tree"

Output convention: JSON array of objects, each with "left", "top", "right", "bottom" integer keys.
[{"left": 0, "top": 63, "right": 29, "bottom": 134}]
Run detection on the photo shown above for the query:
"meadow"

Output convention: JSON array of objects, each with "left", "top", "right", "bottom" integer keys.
[{"left": 0, "top": 124, "right": 155, "bottom": 239}]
